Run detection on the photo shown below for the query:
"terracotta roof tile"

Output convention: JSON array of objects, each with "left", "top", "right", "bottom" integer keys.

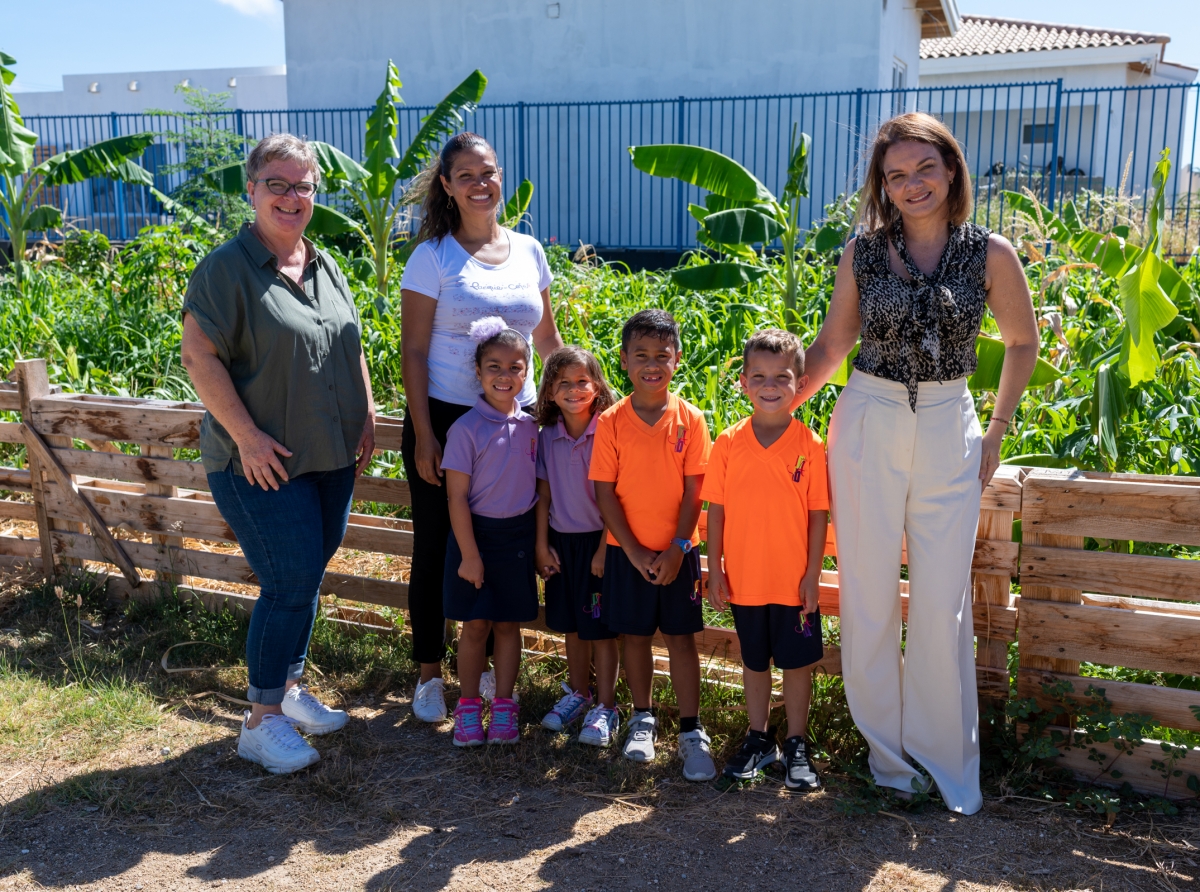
[{"left": 920, "top": 15, "right": 1169, "bottom": 59}]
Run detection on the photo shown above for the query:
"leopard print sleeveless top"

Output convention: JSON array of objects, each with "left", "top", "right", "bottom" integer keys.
[{"left": 851, "top": 219, "right": 990, "bottom": 410}]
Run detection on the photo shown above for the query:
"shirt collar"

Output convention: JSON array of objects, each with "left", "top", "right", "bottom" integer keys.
[
  {"left": 553, "top": 413, "right": 599, "bottom": 442},
  {"left": 474, "top": 395, "right": 524, "bottom": 423},
  {"left": 237, "top": 222, "right": 318, "bottom": 271}
]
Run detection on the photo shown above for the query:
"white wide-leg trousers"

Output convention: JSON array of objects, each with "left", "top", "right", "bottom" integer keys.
[{"left": 828, "top": 371, "right": 983, "bottom": 815}]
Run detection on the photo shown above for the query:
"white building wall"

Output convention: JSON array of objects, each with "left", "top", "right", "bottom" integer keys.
[
  {"left": 282, "top": 0, "right": 894, "bottom": 109},
  {"left": 878, "top": 0, "right": 923, "bottom": 91}
]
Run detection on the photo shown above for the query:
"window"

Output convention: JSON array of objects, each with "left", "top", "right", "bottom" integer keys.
[
  {"left": 891, "top": 60, "right": 907, "bottom": 115},
  {"left": 1023, "top": 123, "right": 1055, "bottom": 144}
]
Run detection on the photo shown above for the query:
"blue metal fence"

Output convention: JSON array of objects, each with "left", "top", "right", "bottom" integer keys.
[{"left": 21, "top": 79, "right": 1200, "bottom": 255}]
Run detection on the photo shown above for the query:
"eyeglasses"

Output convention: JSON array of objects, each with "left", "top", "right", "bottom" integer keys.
[{"left": 253, "top": 178, "right": 318, "bottom": 198}]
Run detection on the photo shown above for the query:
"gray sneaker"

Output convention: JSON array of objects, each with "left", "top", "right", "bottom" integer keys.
[
  {"left": 622, "top": 712, "right": 657, "bottom": 762},
  {"left": 678, "top": 728, "right": 717, "bottom": 781}
]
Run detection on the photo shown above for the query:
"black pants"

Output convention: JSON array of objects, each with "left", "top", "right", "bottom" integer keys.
[{"left": 402, "top": 397, "right": 472, "bottom": 665}]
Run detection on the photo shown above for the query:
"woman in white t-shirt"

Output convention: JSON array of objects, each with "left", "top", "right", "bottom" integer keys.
[{"left": 400, "top": 133, "right": 563, "bottom": 721}]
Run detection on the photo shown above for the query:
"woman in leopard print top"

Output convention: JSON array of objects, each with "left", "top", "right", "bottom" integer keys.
[{"left": 797, "top": 113, "right": 1039, "bottom": 815}]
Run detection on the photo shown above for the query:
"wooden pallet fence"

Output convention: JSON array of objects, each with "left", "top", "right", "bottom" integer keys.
[
  {"left": 1, "top": 359, "right": 1022, "bottom": 708},
  {"left": 1017, "top": 467, "right": 1200, "bottom": 798}
]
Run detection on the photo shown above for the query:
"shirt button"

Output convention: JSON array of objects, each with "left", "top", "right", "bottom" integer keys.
[
  {"left": 328, "top": 385, "right": 333, "bottom": 391},
  {"left": 333, "top": 416, "right": 339, "bottom": 422},
  {"left": 518, "top": 551, "right": 526, "bottom": 558}
]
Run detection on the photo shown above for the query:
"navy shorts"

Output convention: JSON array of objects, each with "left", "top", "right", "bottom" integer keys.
[
  {"left": 544, "top": 528, "right": 618, "bottom": 641},
  {"left": 730, "top": 603, "right": 823, "bottom": 672},
  {"left": 601, "top": 545, "right": 703, "bottom": 637},
  {"left": 443, "top": 508, "right": 539, "bottom": 624}
]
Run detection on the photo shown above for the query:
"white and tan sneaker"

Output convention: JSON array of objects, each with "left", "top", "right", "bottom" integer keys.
[
  {"left": 237, "top": 713, "right": 319, "bottom": 775},
  {"left": 412, "top": 677, "right": 448, "bottom": 723},
  {"left": 282, "top": 685, "right": 348, "bottom": 735}
]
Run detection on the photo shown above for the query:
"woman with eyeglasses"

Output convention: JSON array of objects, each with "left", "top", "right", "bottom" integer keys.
[{"left": 181, "top": 133, "right": 376, "bottom": 774}]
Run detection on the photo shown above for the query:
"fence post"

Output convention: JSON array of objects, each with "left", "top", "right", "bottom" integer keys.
[
  {"left": 676, "top": 95, "right": 687, "bottom": 251},
  {"left": 16, "top": 360, "right": 55, "bottom": 582},
  {"left": 110, "top": 112, "right": 128, "bottom": 241},
  {"left": 853, "top": 88, "right": 864, "bottom": 188},
  {"left": 516, "top": 101, "right": 526, "bottom": 188},
  {"left": 1046, "top": 79, "right": 1063, "bottom": 212}
]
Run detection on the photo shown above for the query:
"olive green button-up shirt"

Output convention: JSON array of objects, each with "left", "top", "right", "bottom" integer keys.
[{"left": 183, "top": 223, "right": 369, "bottom": 479}]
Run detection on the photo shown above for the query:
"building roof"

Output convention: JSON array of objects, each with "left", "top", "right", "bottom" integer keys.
[{"left": 920, "top": 14, "right": 1170, "bottom": 60}]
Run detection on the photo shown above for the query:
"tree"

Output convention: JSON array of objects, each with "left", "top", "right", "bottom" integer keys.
[{"left": 0, "top": 53, "right": 155, "bottom": 284}]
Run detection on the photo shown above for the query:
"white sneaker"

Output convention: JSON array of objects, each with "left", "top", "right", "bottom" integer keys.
[
  {"left": 479, "top": 669, "right": 497, "bottom": 701},
  {"left": 281, "top": 685, "right": 348, "bottom": 735},
  {"left": 238, "top": 713, "right": 320, "bottom": 775},
  {"left": 412, "top": 676, "right": 448, "bottom": 723},
  {"left": 679, "top": 728, "right": 717, "bottom": 782}
]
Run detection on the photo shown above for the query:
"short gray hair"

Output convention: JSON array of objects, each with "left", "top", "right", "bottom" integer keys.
[{"left": 246, "top": 133, "right": 321, "bottom": 185}]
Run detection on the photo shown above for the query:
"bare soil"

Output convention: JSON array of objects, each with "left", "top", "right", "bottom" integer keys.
[{"left": 1, "top": 695, "right": 1197, "bottom": 892}]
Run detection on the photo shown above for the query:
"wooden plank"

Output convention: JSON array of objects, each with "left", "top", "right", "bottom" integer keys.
[
  {"left": 1019, "top": 598, "right": 1200, "bottom": 676},
  {"left": 1021, "top": 545, "right": 1200, "bottom": 604},
  {"left": 0, "top": 421, "right": 24, "bottom": 443},
  {"left": 142, "top": 444, "right": 183, "bottom": 586},
  {"left": 1037, "top": 725, "right": 1200, "bottom": 799},
  {"left": 975, "top": 507, "right": 1016, "bottom": 710},
  {"left": 16, "top": 360, "right": 58, "bottom": 581},
  {"left": 972, "top": 538, "right": 1020, "bottom": 577},
  {"left": 55, "top": 447, "right": 208, "bottom": 491},
  {"left": 981, "top": 465, "right": 1023, "bottom": 512},
  {"left": 373, "top": 416, "right": 404, "bottom": 452},
  {"left": 52, "top": 530, "right": 257, "bottom": 586},
  {"left": 321, "top": 572, "right": 409, "bottom": 609},
  {"left": 1017, "top": 669, "right": 1200, "bottom": 733},
  {"left": 0, "top": 468, "right": 32, "bottom": 492},
  {"left": 1023, "top": 468, "right": 1200, "bottom": 547},
  {"left": 30, "top": 397, "right": 203, "bottom": 449},
  {"left": 1019, "top": 519, "right": 1084, "bottom": 676},
  {"left": 0, "top": 383, "right": 20, "bottom": 412},
  {"left": 341, "top": 520, "right": 413, "bottom": 556},
  {"left": 1080, "top": 592, "right": 1200, "bottom": 618},
  {"left": 42, "top": 479, "right": 237, "bottom": 544},
  {"left": 0, "top": 535, "right": 39, "bottom": 558},
  {"left": 353, "top": 475, "right": 411, "bottom": 507},
  {"left": 0, "top": 500, "right": 37, "bottom": 521}
]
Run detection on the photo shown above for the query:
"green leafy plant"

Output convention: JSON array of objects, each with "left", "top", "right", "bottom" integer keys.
[{"left": 0, "top": 53, "right": 155, "bottom": 285}]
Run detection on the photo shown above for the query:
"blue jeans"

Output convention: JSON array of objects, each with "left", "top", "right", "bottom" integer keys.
[{"left": 208, "top": 463, "right": 356, "bottom": 705}]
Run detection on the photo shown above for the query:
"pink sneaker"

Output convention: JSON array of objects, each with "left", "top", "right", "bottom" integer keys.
[
  {"left": 487, "top": 697, "right": 520, "bottom": 745},
  {"left": 453, "top": 698, "right": 485, "bottom": 747}
]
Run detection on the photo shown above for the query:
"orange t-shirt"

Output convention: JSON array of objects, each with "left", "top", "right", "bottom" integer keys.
[
  {"left": 700, "top": 416, "right": 830, "bottom": 607},
  {"left": 588, "top": 393, "right": 711, "bottom": 551}
]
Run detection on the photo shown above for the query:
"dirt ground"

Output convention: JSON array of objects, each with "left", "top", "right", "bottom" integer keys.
[{"left": 1, "top": 694, "right": 1197, "bottom": 892}]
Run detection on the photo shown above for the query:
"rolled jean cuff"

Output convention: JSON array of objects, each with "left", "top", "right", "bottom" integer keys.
[
  {"left": 287, "top": 660, "right": 305, "bottom": 681},
  {"left": 246, "top": 683, "right": 288, "bottom": 706}
]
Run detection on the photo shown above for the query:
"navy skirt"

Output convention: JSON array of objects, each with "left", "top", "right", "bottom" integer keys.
[
  {"left": 443, "top": 508, "right": 539, "bottom": 623},
  {"left": 544, "top": 528, "right": 617, "bottom": 641}
]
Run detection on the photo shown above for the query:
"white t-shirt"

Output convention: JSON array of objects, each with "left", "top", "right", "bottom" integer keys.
[{"left": 400, "top": 230, "right": 552, "bottom": 406}]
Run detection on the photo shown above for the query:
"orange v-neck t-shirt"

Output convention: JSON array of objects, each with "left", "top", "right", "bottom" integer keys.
[
  {"left": 701, "top": 416, "right": 830, "bottom": 606},
  {"left": 588, "top": 393, "right": 711, "bottom": 551}
]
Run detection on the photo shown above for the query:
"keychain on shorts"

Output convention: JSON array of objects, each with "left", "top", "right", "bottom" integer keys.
[
  {"left": 796, "top": 610, "right": 814, "bottom": 637},
  {"left": 584, "top": 590, "right": 602, "bottom": 619}
]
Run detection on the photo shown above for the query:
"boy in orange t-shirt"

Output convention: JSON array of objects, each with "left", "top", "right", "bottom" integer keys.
[
  {"left": 702, "top": 329, "right": 829, "bottom": 792},
  {"left": 589, "top": 309, "right": 715, "bottom": 781}
]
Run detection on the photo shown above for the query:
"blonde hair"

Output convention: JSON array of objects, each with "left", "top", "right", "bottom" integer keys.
[
  {"left": 534, "top": 347, "right": 618, "bottom": 427},
  {"left": 246, "top": 132, "right": 321, "bottom": 185},
  {"left": 856, "top": 112, "right": 971, "bottom": 233}
]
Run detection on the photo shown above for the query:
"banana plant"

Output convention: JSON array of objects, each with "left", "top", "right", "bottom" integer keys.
[
  {"left": 1004, "top": 148, "right": 1193, "bottom": 463},
  {"left": 630, "top": 125, "right": 813, "bottom": 329},
  {"left": 0, "top": 53, "right": 155, "bottom": 285}
]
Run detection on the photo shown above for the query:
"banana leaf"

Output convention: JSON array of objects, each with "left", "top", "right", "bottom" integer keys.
[
  {"left": 395, "top": 69, "right": 487, "bottom": 180},
  {"left": 0, "top": 52, "right": 37, "bottom": 174},
  {"left": 500, "top": 178, "right": 534, "bottom": 229},
  {"left": 38, "top": 134, "right": 155, "bottom": 187},
  {"left": 305, "top": 202, "right": 360, "bottom": 237},
  {"left": 670, "top": 261, "right": 767, "bottom": 290},
  {"left": 782, "top": 128, "right": 811, "bottom": 202},
  {"left": 1092, "top": 362, "right": 1129, "bottom": 461},
  {"left": 26, "top": 204, "right": 62, "bottom": 231},
  {"left": 629, "top": 144, "right": 774, "bottom": 202},
  {"left": 967, "top": 335, "right": 1062, "bottom": 391},
  {"left": 310, "top": 142, "right": 369, "bottom": 187},
  {"left": 811, "top": 221, "right": 848, "bottom": 253},
  {"left": 1119, "top": 250, "right": 1177, "bottom": 385},
  {"left": 201, "top": 159, "right": 248, "bottom": 195},
  {"left": 1002, "top": 190, "right": 1074, "bottom": 242},
  {"left": 702, "top": 207, "right": 783, "bottom": 245},
  {"left": 149, "top": 187, "right": 218, "bottom": 237},
  {"left": 361, "top": 61, "right": 403, "bottom": 199}
]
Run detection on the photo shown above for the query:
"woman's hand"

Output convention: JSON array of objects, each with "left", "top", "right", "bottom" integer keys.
[
  {"left": 458, "top": 554, "right": 485, "bottom": 590},
  {"left": 590, "top": 540, "right": 607, "bottom": 578},
  {"left": 537, "top": 543, "right": 561, "bottom": 580},
  {"left": 706, "top": 565, "right": 730, "bottom": 612},
  {"left": 235, "top": 428, "right": 293, "bottom": 491},
  {"left": 414, "top": 431, "right": 445, "bottom": 486},
  {"left": 355, "top": 413, "right": 376, "bottom": 477},
  {"left": 979, "top": 426, "right": 1004, "bottom": 489}
]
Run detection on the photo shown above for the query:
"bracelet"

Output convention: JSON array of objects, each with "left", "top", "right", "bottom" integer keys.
[{"left": 990, "top": 415, "right": 1011, "bottom": 427}]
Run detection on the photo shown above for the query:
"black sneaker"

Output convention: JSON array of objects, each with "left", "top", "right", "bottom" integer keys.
[
  {"left": 782, "top": 735, "right": 821, "bottom": 792},
  {"left": 722, "top": 729, "right": 781, "bottom": 781}
]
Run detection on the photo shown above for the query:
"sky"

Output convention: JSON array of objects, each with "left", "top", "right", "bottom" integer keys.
[{"left": 5, "top": 0, "right": 1198, "bottom": 94}]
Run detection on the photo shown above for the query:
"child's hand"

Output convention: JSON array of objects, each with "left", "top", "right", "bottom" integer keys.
[
  {"left": 536, "top": 543, "right": 561, "bottom": 580},
  {"left": 590, "top": 540, "right": 607, "bottom": 578},
  {"left": 650, "top": 545, "right": 685, "bottom": 586},
  {"left": 625, "top": 544, "right": 658, "bottom": 584},
  {"left": 706, "top": 565, "right": 729, "bottom": 611},
  {"left": 799, "top": 571, "right": 820, "bottom": 616},
  {"left": 459, "top": 554, "right": 485, "bottom": 589}
]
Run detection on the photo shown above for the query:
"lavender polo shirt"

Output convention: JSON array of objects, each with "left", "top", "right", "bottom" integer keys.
[
  {"left": 535, "top": 414, "right": 604, "bottom": 534},
  {"left": 442, "top": 397, "right": 539, "bottom": 519}
]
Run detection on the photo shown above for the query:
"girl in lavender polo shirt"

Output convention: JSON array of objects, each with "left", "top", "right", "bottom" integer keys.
[
  {"left": 442, "top": 317, "right": 540, "bottom": 747},
  {"left": 533, "top": 347, "right": 622, "bottom": 746}
]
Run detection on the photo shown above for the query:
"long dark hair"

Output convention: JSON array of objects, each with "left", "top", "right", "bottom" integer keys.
[
  {"left": 410, "top": 132, "right": 495, "bottom": 245},
  {"left": 534, "top": 346, "right": 618, "bottom": 427}
]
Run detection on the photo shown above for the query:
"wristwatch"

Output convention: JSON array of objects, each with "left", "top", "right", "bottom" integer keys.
[{"left": 670, "top": 537, "right": 694, "bottom": 554}]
